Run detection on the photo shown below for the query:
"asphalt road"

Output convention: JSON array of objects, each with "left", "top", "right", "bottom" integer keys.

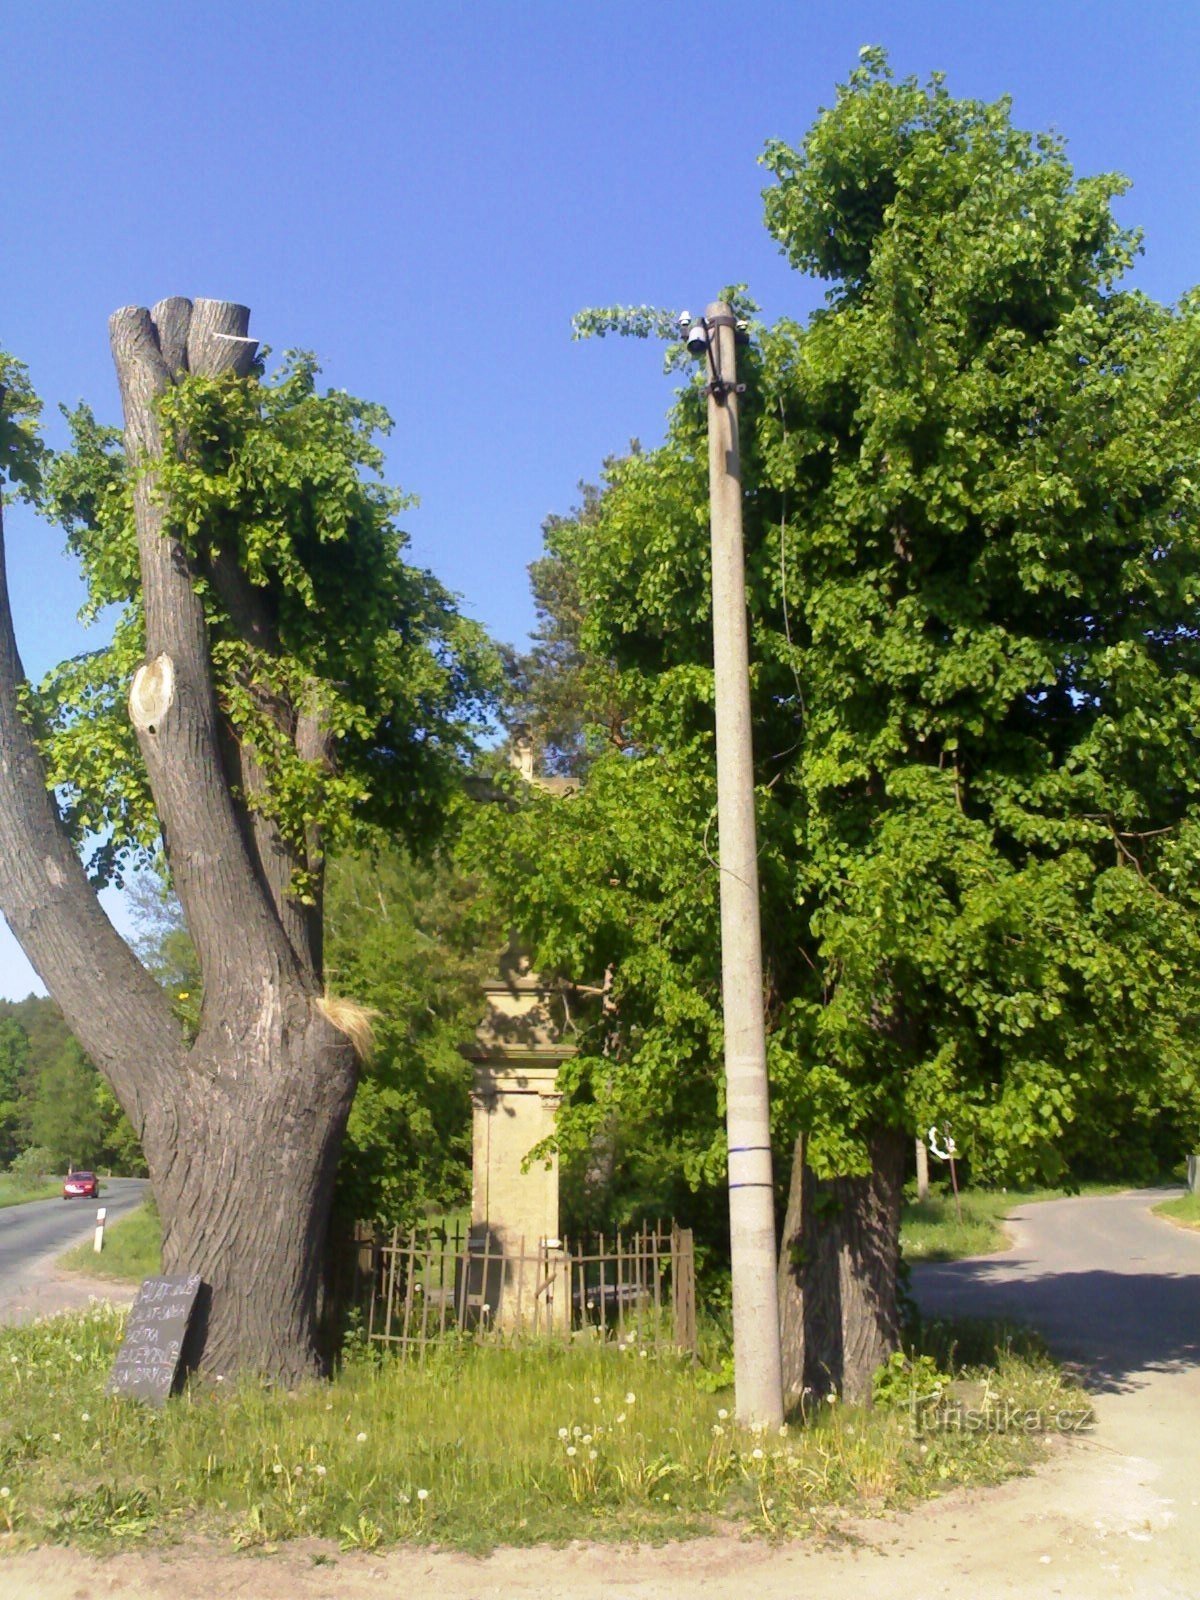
[{"left": 0, "top": 1176, "right": 149, "bottom": 1319}]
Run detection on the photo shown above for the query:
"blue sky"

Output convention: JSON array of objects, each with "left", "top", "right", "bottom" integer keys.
[{"left": 2, "top": 0, "right": 1198, "bottom": 998}]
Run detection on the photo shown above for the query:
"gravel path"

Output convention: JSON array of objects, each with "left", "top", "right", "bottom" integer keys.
[{"left": 4, "top": 1187, "right": 1199, "bottom": 1599}]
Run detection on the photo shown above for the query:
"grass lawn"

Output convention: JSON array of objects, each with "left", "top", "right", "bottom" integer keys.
[
  {"left": 900, "top": 1184, "right": 1124, "bottom": 1264},
  {"left": 58, "top": 1202, "right": 162, "bottom": 1281},
  {"left": 1152, "top": 1191, "right": 1200, "bottom": 1231},
  {"left": 0, "top": 1304, "right": 1085, "bottom": 1553},
  {"left": 0, "top": 1175, "right": 61, "bottom": 1208}
]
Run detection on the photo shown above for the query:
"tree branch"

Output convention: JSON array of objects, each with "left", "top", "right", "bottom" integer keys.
[
  {"left": 110, "top": 298, "right": 310, "bottom": 1005},
  {"left": 0, "top": 495, "right": 185, "bottom": 1131}
]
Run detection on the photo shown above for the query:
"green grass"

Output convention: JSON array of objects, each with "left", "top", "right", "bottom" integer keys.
[
  {"left": 900, "top": 1183, "right": 1124, "bottom": 1263},
  {"left": 0, "top": 1175, "right": 61, "bottom": 1209},
  {"left": 1153, "top": 1191, "right": 1200, "bottom": 1230},
  {"left": 0, "top": 1305, "right": 1085, "bottom": 1554},
  {"left": 58, "top": 1202, "right": 162, "bottom": 1282}
]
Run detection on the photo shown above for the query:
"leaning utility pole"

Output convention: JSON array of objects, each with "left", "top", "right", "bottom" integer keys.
[{"left": 686, "top": 300, "right": 785, "bottom": 1427}]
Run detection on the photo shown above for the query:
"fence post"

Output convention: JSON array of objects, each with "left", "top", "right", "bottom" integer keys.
[{"left": 672, "top": 1225, "right": 697, "bottom": 1357}]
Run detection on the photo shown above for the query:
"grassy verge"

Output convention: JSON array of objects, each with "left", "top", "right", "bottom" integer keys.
[
  {"left": 0, "top": 1306, "right": 1085, "bottom": 1553},
  {"left": 900, "top": 1184, "right": 1124, "bottom": 1264},
  {"left": 0, "top": 1176, "right": 61, "bottom": 1209},
  {"left": 1152, "top": 1191, "right": 1200, "bottom": 1231},
  {"left": 58, "top": 1203, "right": 161, "bottom": 1282}
]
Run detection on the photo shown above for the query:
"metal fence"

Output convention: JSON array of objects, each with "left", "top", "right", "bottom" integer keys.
[{"left": 346, "top": 1219, "right": 696, "bottom": 1359}]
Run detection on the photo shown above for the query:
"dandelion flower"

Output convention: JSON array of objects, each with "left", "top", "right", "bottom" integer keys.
[
  {"left": 717, "top": 1408, "right": 729, "bottom": 1420},
  {"left": 558, "top": 1427, "right": 570, "bottom": 1439},
  {"left": 417, "top": 1489, "right": 429, "bottom": 1502},
  {"left": 582, "top": 1434, "right": 593, "bottom": 1445},
  {"left": 356, "top": 1431, "right": 368, "bottom": 1443},
  {"left": 751, "top": 1448, "right": 764, "bottom": 1461},
  {"left": 271, "top": 1463, "right": 283, "bottom": 1474},
  {"left": 588, "top": 1450, "right": 598, "bottom": 1461},
  {"left": 566, "top": 1446, "right": 577, "bottom": 1458},
  {"left": 573, "top": 1425, "right": 583, "bottom": 1438},
  {"left": 80, "top": 1412, "right": 90, "bottom": 1422}
]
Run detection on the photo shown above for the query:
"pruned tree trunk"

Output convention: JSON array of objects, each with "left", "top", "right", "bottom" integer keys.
[
  {"left": 0, "top": 298, "right": 362, "bottom": 1383},
  {"left": 915, "top": 1136, "right": 929, "bottom": 1201},
  {"left": 777, "top": 1129, "right": 907, "bottom": 1406}
]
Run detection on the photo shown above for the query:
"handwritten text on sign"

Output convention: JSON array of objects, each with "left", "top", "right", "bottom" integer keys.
[{"left": 108, "top": 1273, "right": 202, "bottom": 1405}]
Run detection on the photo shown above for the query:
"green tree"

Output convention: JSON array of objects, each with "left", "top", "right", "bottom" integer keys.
[
  {"left": 470, "top": 54, "right": 1200, "bottom": 1401},
  {"left": 0, "top": 1016, "right": 29, "bottom": 1167},
  {"left": 324, "top": 844, "right": 494, "bottom": 1226},
  {"left": 0, "top": 301, "right": 498, "bottom": 1380}
]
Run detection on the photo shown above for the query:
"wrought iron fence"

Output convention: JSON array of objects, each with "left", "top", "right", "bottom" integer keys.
[{"left": 346, "top": 1219, "right": 696, "bottom": 1359}]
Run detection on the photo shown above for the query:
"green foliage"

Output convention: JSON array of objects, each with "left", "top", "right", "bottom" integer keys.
[
  {"left": 324, "top": 843, "right": 495, "bottom": 1225},
  {"left": 36, "top": 353, "right": 502, "bottom": 887},
  {"left": 469, "top": 54, "right": 1200, "bottom": 1215},
  {"left": 0, "top": 998, "right": 144, "bottom": 1175}
]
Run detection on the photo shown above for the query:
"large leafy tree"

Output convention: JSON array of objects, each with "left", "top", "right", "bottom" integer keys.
[
  {"left": 471, "top": 55, "right": 1200, "bottom": 1401},
  {"left": 0, "top": 301, "right": 497, "bottom": 1380}
]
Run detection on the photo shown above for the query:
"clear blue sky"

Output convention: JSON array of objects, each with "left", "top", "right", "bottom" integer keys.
[{"left": 2, "top": 0, "right": 1198, "bottom": 998}]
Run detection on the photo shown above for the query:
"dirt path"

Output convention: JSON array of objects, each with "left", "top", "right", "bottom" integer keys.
[{"left": 5, "top": 1189, "right": 1198, "bottom": 1599}]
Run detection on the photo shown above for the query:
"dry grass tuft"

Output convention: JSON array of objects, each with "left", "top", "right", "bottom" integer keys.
[{"left": 317, "top": 993, "right": 378, "bottom": 1059}]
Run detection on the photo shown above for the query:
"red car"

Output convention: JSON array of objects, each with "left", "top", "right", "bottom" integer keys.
[{"left": 63, "top": 1171, "right": 99, "bottom": 1200}]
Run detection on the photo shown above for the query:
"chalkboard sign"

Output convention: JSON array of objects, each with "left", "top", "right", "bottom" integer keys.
[{"left": 108, "top": 1274, "right": 202, "bottom": 1405}]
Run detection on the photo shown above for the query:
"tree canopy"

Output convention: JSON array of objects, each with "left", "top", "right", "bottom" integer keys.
[{"left": 470, "top": 52, "right": 1200, "bottom": 1223}]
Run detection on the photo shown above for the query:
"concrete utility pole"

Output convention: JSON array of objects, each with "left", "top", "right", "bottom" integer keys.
[{"left": 688, "top": 300, "right": 785, "bottom": 1428}]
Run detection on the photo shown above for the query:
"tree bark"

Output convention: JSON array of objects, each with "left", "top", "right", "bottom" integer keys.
[
  {"left": 0, "top": 299, "right": 363, "bottom": 1383},
  {"left": 777, "top": 1129, "right": 907, "bottom": 1406}
]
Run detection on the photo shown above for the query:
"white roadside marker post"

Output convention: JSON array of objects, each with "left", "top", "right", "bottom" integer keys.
[{"left": 94, "top": 1206, "right": 107, "bottom": 1253}]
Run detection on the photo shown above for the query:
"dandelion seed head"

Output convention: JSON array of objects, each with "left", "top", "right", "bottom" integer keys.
[
  {"left": 417, "top": 1488, "right": 429, "bottom": 1502},
  {"left": 566, "top": 1446, "right": 577, "bottom": 1457},
  {"left": 356, "top": 1431, "right": 368, "bottom": 1443}
]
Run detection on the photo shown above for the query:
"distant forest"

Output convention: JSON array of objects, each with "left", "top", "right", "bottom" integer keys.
[{"left": 0, "top": 996, "right": 145, "bottom": 1175}]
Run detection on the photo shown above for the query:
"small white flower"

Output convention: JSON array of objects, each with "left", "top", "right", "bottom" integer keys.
[
  {"left": 271, "top": 1463, "right": 283, "bottom": 1474},
  {"left": 293, "top": 1465, "right": 304, "bottom": 1476},
  {"left": 51, "top": 1433, "right": 61, "bottom": 1443},
  {"left": 778, "top": 1424, "right": 789, "bottom": 1437},
  {"left": 566, "top": 1446, "right": 577, "bottom": 1457},
  {"left": 80, "top": 1412, "right": 90, "bottom": 1422},
  {"left": 712, "top": 1423, "right": 725, "bottom": 1436},
  {"left": 582, "top": 1434, "right": 593, "bottom": 1445},
  {"left": 624, "top": 1392, "right": 636, "bottom": 1404},
  {"left": 398, "top": 1492, "right": 410, "bottom": 1504},
  {"left": 558, "top": 1427, "right": 570, "bottom": 1439},
  {"left": 356, "top": 1431, "right": 368, "bottom": 1443},
  {"left": 315, "top": 1464, "right": 327, "bottom": 1477},
  {"left": 717, "top": 1408, "right": 729, "bottom": 1420},
  {"left": 588, "top": 1449, "right": 598, "bottom": 1461},
  {"left": 825, "top": 1392, "right": 837, "bottom": 1405},
  {"left": 616, "top": 1413, "right": 626, "bottom": 1424},
  {"left": 593, "top": 1395, "right": 602, "bottom": 1405},
  {"left": 416, "top": 1488, "right": 429, "bottom": 1502},
  {"left": 751, "top": 1448, "right": 764, "bottom": 1460},
  {"left": 573, "top": 1425, "right": 583, "bottom": 1438},
  {"left": 0, "top": 1487, "right": 9, "bottom": 1498}
]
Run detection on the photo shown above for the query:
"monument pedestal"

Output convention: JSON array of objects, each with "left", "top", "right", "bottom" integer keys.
[{"left": 464, "top": 968, "right": 574, "bottom": 1334}]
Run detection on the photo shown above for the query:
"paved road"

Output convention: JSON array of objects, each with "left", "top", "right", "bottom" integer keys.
[
  {"left": 914, "top": 1186, "right": 1200, "bottom": 1390},
  {"left": 0, "top": 1176, "right": 148, "bottom": 1322}
]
